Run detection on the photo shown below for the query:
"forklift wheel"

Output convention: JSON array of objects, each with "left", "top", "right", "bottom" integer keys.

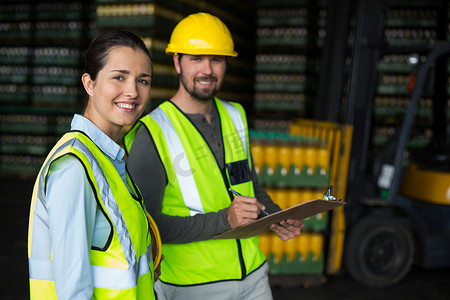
[{"left": 344, "top": 215, "right": 414, "bottom": 287}]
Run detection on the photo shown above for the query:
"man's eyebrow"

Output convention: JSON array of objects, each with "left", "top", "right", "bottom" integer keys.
[{"left": 111, "top": 70, "right": 152, "bottom": 77}]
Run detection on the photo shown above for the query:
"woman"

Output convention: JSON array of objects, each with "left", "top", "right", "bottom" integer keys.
[{"left": 28, "top": 30, "right": 159, "bottom": 299}]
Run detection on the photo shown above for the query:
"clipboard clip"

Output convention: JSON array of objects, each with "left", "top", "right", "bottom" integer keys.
[{"left": 323, "top": 186, "right": 338, "bottom": 201}]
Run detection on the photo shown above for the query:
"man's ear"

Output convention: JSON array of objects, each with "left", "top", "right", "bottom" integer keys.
[
  {"left": 173, "top": 55, "right": 181, "bottom": 74},
  {"left": 81, "top": 73, "right": 94, "bottom": 97}
]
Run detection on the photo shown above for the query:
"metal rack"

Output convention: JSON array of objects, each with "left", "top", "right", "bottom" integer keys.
[{"left": 0, "top": 1, "right": 95, "bottom": 178}]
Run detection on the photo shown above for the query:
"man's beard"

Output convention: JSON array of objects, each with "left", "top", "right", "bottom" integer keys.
[{"left": 179, "top": 71, "right": 220, "bottom": 102}]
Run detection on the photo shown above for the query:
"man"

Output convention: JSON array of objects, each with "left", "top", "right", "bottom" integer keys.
[{"left": 125, "top": 12, "right": 304, "bottom": 300}]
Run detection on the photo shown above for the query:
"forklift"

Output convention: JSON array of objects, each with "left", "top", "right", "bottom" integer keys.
[
  {"left": 338, "top": 1, "right": 450, "bottom": 287},
  {"left": 343, "top": 41, "right": 450, "bottom": 287},
  {"left": 316, "top": 0, "right": 450, "bottom": 287}
]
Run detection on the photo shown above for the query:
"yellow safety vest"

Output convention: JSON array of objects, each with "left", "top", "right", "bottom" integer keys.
[
  {"left": 28, "top": 131, "right": 156, "bottom": 299},
  {"left": 124, "top": 98, "right": 266, "bottom": 286}
]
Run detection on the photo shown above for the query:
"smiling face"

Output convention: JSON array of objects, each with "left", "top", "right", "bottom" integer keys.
[
  {"left": 175, "top": 54, "right": 227, "bottom": 102},
  {"left": 82, "top": 46, "right": 152, "bottom": 140}
]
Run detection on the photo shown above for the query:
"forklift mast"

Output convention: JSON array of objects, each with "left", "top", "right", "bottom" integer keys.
[
  {"left": 326, "top": 0, "right": 449, "bottom": 225},
  {"left": 338, "top": 0, "right": 388, "bottom": 225}
]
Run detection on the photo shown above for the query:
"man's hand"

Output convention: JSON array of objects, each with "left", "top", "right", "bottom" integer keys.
[
  {"left": 270, "top": 219, "right": 304, "bottom": 241},
  {"left": 227, "top": 195, "right": 266, "bottom": 229}
]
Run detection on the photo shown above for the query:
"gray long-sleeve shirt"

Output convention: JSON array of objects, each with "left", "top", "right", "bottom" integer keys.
[{"left": 127, "top": 102, "right": 280, "bottom": 244}]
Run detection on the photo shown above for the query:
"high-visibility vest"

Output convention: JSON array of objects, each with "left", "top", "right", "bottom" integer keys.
[
  {"left": 124, "top": 98, "right": 266, "bottom": 286},
  {"left": 28, "top": 131, "right": 155, "bottom": 299}
]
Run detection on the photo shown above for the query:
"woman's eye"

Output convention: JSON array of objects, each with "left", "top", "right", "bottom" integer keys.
[
  {"left": 113, "top": 75, "right": 124, "bottom": 81},
  {"left": 138, "top": 79, "right": 149, "bottom": 85}
]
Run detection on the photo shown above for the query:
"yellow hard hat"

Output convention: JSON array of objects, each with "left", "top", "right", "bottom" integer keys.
[{"left": 165, "top": 12, "right": 238, "bottom": 57}]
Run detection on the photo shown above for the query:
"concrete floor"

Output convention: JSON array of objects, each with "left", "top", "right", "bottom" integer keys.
[{"left": 2, "top": 178, "right": 450, "bottom": 300}]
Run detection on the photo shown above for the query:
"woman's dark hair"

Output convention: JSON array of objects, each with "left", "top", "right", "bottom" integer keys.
[{"left": 84, "top": 30, "right": 152, "bottom": 81}]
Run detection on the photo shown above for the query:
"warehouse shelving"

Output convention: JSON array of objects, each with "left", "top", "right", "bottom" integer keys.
[
  {"left": 0, "top": 1, "right": 95, "bottom": 178},
  {"left": 95, "top": 0, "right": 257, "bottom": 111},
  {"left": 0, "top": 0, "right": 256, "bottom": 178},
  {"left": 252, "top": 0, "right": 329, "bottom": 130},
  {"left": 371, "top": 0, "right": 450, "bottom": 157},
  {"left": 250, "top": 0, "right": 336, "bottom": 279}
]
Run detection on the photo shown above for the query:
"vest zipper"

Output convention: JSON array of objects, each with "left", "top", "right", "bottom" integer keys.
[{"left": 236, "top": 240, "right": 247, "bottom": 279}]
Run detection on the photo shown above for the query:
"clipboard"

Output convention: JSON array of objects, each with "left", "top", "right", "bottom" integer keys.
[{"left": 213, "top": 199, "right": 345, "bottom": 239}]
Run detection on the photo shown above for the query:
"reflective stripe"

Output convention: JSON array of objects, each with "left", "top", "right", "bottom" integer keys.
[
  {"left": 30, "top": 137, "right": 138, "bottom": 277},
  {"left": 29, "top": 130, "right": 155, "bottom": 299},
  {"left": 93, "top": 247, "right": 152, "bottom": 289},
  {"left": 31, "top": 138, "right": 86, "bottom": 260},
  {"left": 29, "top": 245, "right": 152, "bottom": 289},
  {"left": 220, "top": 100, "right": 248, "bottom": 156},
  {"left": 37, "top": 139, "right": 78, "bottom": 202},
  {"left": 71, "top": 139, "right": 138, "bottom": 266},
  {"left": 151, "top": 108, "right": 204, "bottom": 216},
  {"left": 150, "top": 100, "right": 266, "bottom": 285}
]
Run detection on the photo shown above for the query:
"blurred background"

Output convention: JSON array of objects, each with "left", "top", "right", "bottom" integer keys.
[{"left": 1, "top": 0, "right": 449, "bottom": 299}]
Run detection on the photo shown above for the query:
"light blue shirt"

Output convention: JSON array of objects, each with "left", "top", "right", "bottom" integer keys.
[{"left": 46, "top": 114, "right": 128, "bottom": 299}]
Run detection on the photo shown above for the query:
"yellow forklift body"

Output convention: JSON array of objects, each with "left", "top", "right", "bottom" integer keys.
[{"left": 400, "top": 163, "right": 450, "bottom": 205}]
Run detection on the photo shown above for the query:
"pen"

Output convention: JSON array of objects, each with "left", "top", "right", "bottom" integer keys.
[{"left": 228, "top": 188, "right": 270, "bottom": 216}]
